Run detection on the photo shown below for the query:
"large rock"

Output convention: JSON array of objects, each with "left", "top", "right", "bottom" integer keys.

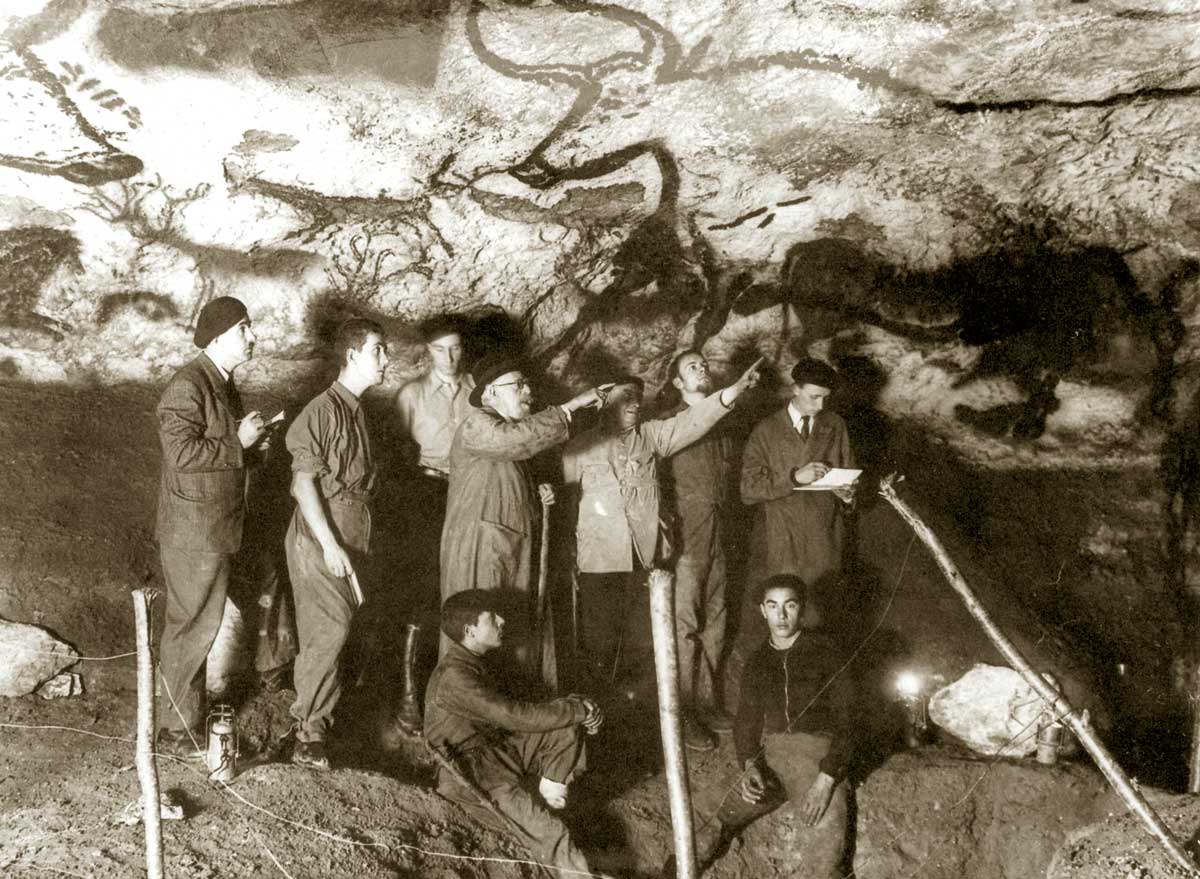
[
  {"left": 928, "top": 664, "right": 1048, "bottom": 758},
  {"left": 853, "top": 750, "right": 1108, "bottom": 879},
  {"left": 605, "top": 748, "right": 1108, "bottom": 879},
  {"left": 0, "top": 618, "right": 79, "bottom": 697}
]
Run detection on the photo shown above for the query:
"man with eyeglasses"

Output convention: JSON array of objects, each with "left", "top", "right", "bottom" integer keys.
[{"left": 439, "top": 354, "right": 607, "bottom": 681}]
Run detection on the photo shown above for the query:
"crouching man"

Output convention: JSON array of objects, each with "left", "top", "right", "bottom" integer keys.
[
  {"left": 425, "top": 589, "right": 604, "bottom": 876},
  {"left": 673, "top": 574, "right": 856, "bottom": 878}
]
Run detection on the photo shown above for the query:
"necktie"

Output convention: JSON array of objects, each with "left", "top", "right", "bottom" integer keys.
[{"left": 799, "top": 416, "right": 810, "bottom": 441}]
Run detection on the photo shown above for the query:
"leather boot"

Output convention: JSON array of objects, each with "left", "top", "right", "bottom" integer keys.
[
  {"left": 380, "top": 623, "right": 423, "bottom": 750},
  {"left": 393, "top": 622, "right": 423, "bottom": 735}
]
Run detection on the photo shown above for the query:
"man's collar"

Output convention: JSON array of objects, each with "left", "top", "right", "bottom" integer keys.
[
  {"left": 431, "top": 370, "right": 470, "bottom": 392},
  {"left": 787, "top": 402, "right": 813, "bottom": 429},
  {"left": 200, "top": 352, "right": 230, "bottom": 383},
  {"left": 331, "top": 381, "right": 361, "bottom": 408}
]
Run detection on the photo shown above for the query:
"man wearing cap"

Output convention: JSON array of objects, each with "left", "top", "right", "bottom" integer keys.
[
  {"left": 285, "top": 318, "right": 389, "bottom": 770},
  {"left": 740, "top": 358, "right": 856, "bottom": 630},
  {"left": 439, "top": 355, "right": 606, "bottom": 678},
  {"left": 560, "top": 359, "right": 761, "bottom": 720},
  {"left": 155, "top": 296, "right": 266, "bottom": 756},
  {"left": 425, "top": 589, "right": 603, "bottom": 878},
  {"left": 389, "top": 315, "right": 474, "bottom": 736}
]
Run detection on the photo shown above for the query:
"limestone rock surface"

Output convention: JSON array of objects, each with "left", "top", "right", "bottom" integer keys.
[
  {"left": 0, "top": 618, "right": 79, "bottom": 697},
  {"left": 928, "top": 663, "right": 1046, "bottom": 758}
]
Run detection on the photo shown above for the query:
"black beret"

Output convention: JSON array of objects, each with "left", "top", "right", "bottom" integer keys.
[
  {"left": 193, "top": 296, "right": 248, "bottom": 349},
  {"left": 790, "top": 358, "right": 839, "bottom": 391},
  {"left": 469, "top": 354, "right": 526, "bottom": 408}
]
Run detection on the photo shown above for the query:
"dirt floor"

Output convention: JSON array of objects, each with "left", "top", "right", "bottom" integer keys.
[{"left": 0, "top": 378, "right": 1196, "bottom": 878}]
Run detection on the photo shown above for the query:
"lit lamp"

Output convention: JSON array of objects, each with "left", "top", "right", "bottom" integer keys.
[{"left": 895, "top": 671, "right": 929, "bottom": 748}]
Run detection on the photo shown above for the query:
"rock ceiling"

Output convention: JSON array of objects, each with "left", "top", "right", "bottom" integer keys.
[{"left": 1, "top": 0, "right": 1199, "bottom": 470}]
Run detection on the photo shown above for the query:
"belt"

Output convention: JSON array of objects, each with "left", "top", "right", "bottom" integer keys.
[
  {"left": 420, "top": 467, "right": 450, "bottom": 481},
  {"left": 329, "top": 490, "right": 372, "bottom": 506}
]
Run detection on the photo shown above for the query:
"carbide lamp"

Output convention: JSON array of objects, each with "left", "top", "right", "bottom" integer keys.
[{"left": 895, "top": 670, "right": 929, "bottom": 748}]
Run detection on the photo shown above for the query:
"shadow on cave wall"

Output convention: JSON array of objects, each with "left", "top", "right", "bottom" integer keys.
[{"left": 734, "top": 229, "right": 1182, "bottom": 441}]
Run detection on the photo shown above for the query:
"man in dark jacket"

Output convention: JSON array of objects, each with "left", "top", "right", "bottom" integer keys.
[
  {"left": 739, "top": 358, "right": 856, "bottom": 628},
  {"left": 155, "top": 296, "right": 267, "bottom": 755},
  {"left": 671, "top": 574, "right": 856, "bottom": 878},
  {"left": 660, "top": 350, "right": 744, "bottom": 750},
  {"left": 425, "top": 589, "right": 603, "bottom": 876}
]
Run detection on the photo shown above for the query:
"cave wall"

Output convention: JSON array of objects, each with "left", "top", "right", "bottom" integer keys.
[{"left": 5, "top": 0, "right": 1200, "bottom": 717}]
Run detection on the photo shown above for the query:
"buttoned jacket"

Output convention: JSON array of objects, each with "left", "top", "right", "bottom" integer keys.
[
  {"left": 562, "top": 392, "right": 729, "bottom": 573},
  {"left": 424, "top": 641, "right": 587, "bottom": 757},
  {"left": 155, "top": 354, "right": 245, "bottom": 553}
]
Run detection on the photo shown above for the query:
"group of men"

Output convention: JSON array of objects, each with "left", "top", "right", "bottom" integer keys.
[{"left": 153, "top": 297, "right": 860, "bottom": 876}]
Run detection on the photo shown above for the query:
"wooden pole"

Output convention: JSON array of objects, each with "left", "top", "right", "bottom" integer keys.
[
  {"left": 535, "top": 489, "right": 557, "bottom": 691},
  {"left": 132, "top": 588, "right": 164, "bottom": 879},
  {"left": 879, "top": 475, "right": 1199, "bottom": 876},
  {"left": 648, "top": 568, "right": 697, "bottom": 879}
]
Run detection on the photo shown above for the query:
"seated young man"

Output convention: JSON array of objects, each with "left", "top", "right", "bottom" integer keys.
[
  {"left": 672, "top": 574, "right": 857, "bottom": 878},
  {"left": 424, "top": 589, "right": 605, "bottom": 876}
]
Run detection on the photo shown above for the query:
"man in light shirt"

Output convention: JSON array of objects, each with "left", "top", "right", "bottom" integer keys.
[{"left": 390, "top": 315, "right": 475, "bottom": 736}]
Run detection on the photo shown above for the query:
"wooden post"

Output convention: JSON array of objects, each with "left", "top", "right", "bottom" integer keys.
[
  {"left": 879, "top": 475, "right": 1199, "bottom": 876},
  {"left": 536, "top": 489, "right": 557, "bottom": 691},
  {"left": 648, "top": 569, "right": 697, "bottom": 879},
  {"left": 132, "top": 588, "right": 164, "bottom": 879}
]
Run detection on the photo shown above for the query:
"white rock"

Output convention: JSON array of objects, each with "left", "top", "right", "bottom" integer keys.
[
  {"left": 928, "top": 663, "right": 1047, "bottom": 758},
  {"left": 0, "top": 619, "right": 80, "bottom": 697},
  {"left": 37, "top": 671, "right": 83, "bottom": 700}
]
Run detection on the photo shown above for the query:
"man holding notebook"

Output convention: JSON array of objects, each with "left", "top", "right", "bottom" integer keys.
[{"left": 739, "top": 358, "right": 857, "bottom": 629}]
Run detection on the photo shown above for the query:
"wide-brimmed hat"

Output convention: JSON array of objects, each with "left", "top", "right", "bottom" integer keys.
[{"left": 469, "top": 354, "right": 526, "bottom": 408}]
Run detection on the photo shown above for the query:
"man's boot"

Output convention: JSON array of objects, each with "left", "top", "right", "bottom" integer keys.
[
  {"left": 380, "top": 623, "right": 423, "bottom": 749},
  {"left": 395, "top": 622, "right": 423, "bottom": 733}
]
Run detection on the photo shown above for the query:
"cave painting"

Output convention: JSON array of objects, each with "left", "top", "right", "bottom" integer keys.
[
  {"left": 1, "top": 5, "right": 142, "bottom": 185},
  {"left": 461, "top": 0, "right": 918, "bottom": 366}
]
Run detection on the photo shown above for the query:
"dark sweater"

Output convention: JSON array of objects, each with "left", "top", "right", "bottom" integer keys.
[{"left": 734, "top": 632, "right": 857, "bottom": 782}]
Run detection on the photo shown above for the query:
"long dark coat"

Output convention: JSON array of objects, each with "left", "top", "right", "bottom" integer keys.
[{"left": 739, "top": 408, "right": 854, "bottom": 597}]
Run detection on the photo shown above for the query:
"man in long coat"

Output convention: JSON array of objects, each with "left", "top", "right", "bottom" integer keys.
[
  {"left": 561, "top": 359, "right": 760, "bottom": 702},
  {"left": 439, "top": 355, "right": 604, "bottom": 676},
  {"left": 155, "top": 297, "right": 266, "bottom": 755},
  {"left": 739, "top": 358, "right": 856, "bottom": 629}
]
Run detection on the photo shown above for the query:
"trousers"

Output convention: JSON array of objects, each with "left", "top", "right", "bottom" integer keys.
[
  {"left": 700, "top": 733, "right": 849, "bottom": 879},
  {"left": 158, "top": 547, "right": 231, "bottom": 734},
  {"left": 674, "top": 538, "right": 727, "bottom": 706},
  {"left": 286, "top": 499, "right": 370, "bottom": 742},
  {"left": 437, "top": 725, "right": 591, "bottom": 876}
]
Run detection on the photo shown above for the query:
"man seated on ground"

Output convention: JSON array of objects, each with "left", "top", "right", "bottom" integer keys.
[
  {"left": 669, "top": 574, "right": 857, "bottom": 879},
  {"left": 425, "top": 589, "right": 605, "bottom": 877}
]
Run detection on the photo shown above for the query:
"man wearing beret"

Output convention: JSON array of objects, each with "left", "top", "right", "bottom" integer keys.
[
  {"left": 560, "top": 359, "right": 761, "bottom": 727},
  {"left": 739, "top": 358, "right": 856, "bottom": 631},
  {"left": 439, "top": 355, "right": 607, "bottom": 682},
  {"left": 155, "top": 296, "right": 267, "bottom": 756}
]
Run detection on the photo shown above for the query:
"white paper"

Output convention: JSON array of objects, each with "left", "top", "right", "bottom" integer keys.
[{"left": 796, "top": 468, "right": 862, "bottom": 491}]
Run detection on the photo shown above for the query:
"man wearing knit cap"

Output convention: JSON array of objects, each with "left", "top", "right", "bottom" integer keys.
[
  {"left": 439, "top": 354, "right": 608, "bottom": 683},
  {"left": 739, "top": 357, "right": 856, "bottom": 631},
  {"left": 155, "top": 296, "right": 267, "bottom": 756}
]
